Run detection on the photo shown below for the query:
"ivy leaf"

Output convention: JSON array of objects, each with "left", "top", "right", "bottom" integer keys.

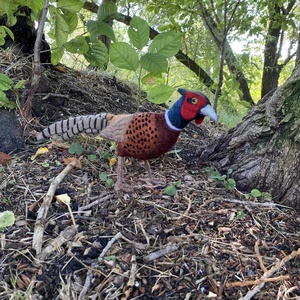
[
  {"left": 148, "top": 31, "right": 182, "bottom": 57},
  {"left": 147, "top": 84, "right": 174, "bottom": 104},
  {"left": 69, "top": 142, "right": 83, "bottom": 155},
  {"left": 128, "top": 16, "right": 149, "bottom": 50},
  {"left": 140, "top": 53, "right": 168, "bottom": 73},
  {"left": 110, "top": 42, "right": 139, "bottom": 71}
]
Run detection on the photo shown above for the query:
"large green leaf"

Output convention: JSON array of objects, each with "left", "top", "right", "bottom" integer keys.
[
  {"left": 84, "top": 41, "right": 109, "bottom": 68},
  {"left": 62, "top": 11, "right": 78, "bottom": 33},
  {"left": 110, "top": 42, "right": 139, "bottom": 71},
  {"left": 87, "top": 20, "right": 116, "bottom": 43},
  {"left": 149, "top": 31, "right": 182, "bottom": 57},
  {"left": 65, "top": 36, "right": 89, "bottom": 54},
  {"left": 128, "top": 16, "right": 149, "bottom": 50},
  {"left": 51, "top": 46, "right": 64, "bottom": 66},
  {"left": 0, "top": 1, "right": 18, "bottom": 26},
  {"left": 52, "top": 9, "right": 70, "bottom": 48},
  {"left": 57, "top": 0, "right": 83, "bottom": 13},
  {"left": 97, "top": 0, "right": 117, "bottom": 21},
  {"left": 140, "top": 53, "right": 168, "bottom": 73},
  {"left": 147, "top": 84, "right": 175, "bottom": 104}
]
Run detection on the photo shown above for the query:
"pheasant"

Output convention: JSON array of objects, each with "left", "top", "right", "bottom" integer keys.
[{"left": 36, "top": 88, "right": 217, "bottom": 191}]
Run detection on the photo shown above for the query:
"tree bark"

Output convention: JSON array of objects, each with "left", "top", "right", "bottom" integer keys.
[{"left": 199, "top": 63, "right": 300, "bottom": 209}]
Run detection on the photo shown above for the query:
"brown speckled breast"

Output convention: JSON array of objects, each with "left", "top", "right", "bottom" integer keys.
[{"left": 117, "top": 112, "right": 180, "bottom": 160}]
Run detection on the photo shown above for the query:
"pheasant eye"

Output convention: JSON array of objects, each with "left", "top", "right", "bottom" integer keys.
[{"left": 190, "top": 97, "right": 198, "bottom": 104}]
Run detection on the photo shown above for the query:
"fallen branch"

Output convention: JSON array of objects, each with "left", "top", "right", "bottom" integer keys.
[
  {"left": 254, "top": 239, "right": 266, "bottom": 272},
  {"left": 99, "top": 232, "right": 149, "bottom": 259},
  {"left": 144, "top": 244, "right": 179, "bottom": 262},
  {"left": 33, "top": 157, "right": 82, "bottom": 255},
  {"left": 227, "top": 247, "right": 300, "bottom": 300},
  {"left": 36, "top": 225, "right": 77, "bottom": 261},
  {"left": 226, "top": 275, "right": 290, "bottom": 288}
]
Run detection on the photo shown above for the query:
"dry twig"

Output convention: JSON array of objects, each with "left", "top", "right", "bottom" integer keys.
[
  {"left": 144, "top": 243, "right": 179, "bottom": 262},
  {"left": 227, "top": 247, "right": 300, "bottom": 300},
  {"left": 33, "top": 157, "right": 82, "bottom": 254}
]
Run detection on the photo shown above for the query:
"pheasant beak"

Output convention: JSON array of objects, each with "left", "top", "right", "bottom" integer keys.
[{"left": 197, "top": 104, "right": 218, "bottom": 124}]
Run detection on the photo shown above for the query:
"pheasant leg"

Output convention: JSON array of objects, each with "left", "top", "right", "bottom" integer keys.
[
  {"left": 140, "top": 161, "right": 164, "bottom": 186},
  {"left": 114, "top": 156, "right": 133, "bottom": 192}
]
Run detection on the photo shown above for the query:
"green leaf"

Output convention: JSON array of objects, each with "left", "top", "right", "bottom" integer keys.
[
  {"left": 128, "top": 16, "right": 149, "bottom": 50},
  {"left": 69, "top": 142, "right": 83, "bottom": 155},
  {"left": 57, "top": 0, "right": 83, "bottom": 13},
  {"left": 100, "top": 172, "right": 108, "bottom": 181},
  {"left": 140, "top": 53, "right": 168, "bottom": 73},
  {"left": 164, "top": 185, "right": 177, "bottom": 196},
  {"left": 110, "top": 42, "right": 139, "bottom": 71},
  {"left": 148, "top": 31, "right": 182, "bottom": 57},
  {"left": 41, "top": 161, "right": 50, "bottom": 168},
  {"left": 87, "top": 20, "right": 116, "bottom": 43},
  {"left": 14, "top": 80, "right": 27, "bottom": 90},
  {"left": 224, "top": 178, "right": 236, "bottom": 190},
  {"left": 50, "top": 8, "right": 70, "bottom": 48},
  {"left": 97, "top": 0, "right": 117, "bottom": 21},
  {"left": 62, "top": 11, "right": 78, "bottom": 33},
  {"left": 65, "top": 36, "right": 89, "bottom": 54},
  {"left": 84, "top": 41, "right": 109, "bottom": 68},
  {"left": 0, "top": 1, "right": 18, "bottom": 26},
  {"left": 0, "top": 25, "right": 14, "bottom": 41},
  {"left": 0, "top": 73, "right": 13, "bottom": 90},
  {"left": 251, "top": 189, "right": 262, "bottom": 197},
  {"left": 105, "top": 178, "right": 114, "bottom": 189},
  {"left": 0, "top": 91, "right": 15, "bottom": 109},
  {"left": 262, "top": 192, "right": 272, "bottom": 201},
  {"left": 141, "top": 73, "right": 163, "bottom": 85},
  {"left": 0, "top": 211, "right": 15, "bottom": 230},
  {"left": 147, "top": 84, "right": 174, "bottom": 104},
  {"left": 51, "top": 46, "right": 64, "bottom": 66},
  {"left": 88, "top": 154, "right": 97, "bottom": 162},
  {"left": 236, "top": 211, "right": 245, "bottom": 220}
]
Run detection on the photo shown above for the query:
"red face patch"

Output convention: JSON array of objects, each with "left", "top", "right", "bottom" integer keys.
[{"left": 180, "top": 91, "right": 209, "bottom": 121}]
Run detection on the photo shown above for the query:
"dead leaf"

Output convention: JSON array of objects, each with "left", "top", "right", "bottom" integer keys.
[
  {"left": 109, "top": 157, "right": 117, "bottom": 167},
  {"left": 0, "top": 152, "right": 12, "bottom": 166},
  {"left": 56, "top": 193, "right": 71, "bottom": 205},
  {"left": 31, "top": 147, "right": 49, "bottom": 160},
  {"left": 63, "top": 157, "right": 82, "bottom": 168}
]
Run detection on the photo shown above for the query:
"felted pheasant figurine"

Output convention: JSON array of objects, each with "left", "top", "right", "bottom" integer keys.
[{"left": 36, "top": 88, "right": 217, "bottom": 191}]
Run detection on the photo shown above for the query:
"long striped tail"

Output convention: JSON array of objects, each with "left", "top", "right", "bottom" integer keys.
[{"left": 36, "top": 113, "right": 113, "bottom": 141}]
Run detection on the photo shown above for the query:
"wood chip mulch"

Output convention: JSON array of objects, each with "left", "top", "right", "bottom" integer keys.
[{"left": 0, "top": 136, "right": 299, "bottom": 300}]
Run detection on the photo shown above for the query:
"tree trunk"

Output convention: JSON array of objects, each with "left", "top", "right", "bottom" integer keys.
[{"left": 199, "top": 63, "right": 300, "bottom": 209}]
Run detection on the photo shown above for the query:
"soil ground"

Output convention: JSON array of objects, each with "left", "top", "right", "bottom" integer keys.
[{"left": 0, "top": 65, "right": 299, "bottom": 300}]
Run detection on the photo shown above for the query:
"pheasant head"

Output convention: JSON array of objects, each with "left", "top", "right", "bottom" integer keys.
[{"left": 165, "top": 88, "right": 217, "bottom": 131}]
